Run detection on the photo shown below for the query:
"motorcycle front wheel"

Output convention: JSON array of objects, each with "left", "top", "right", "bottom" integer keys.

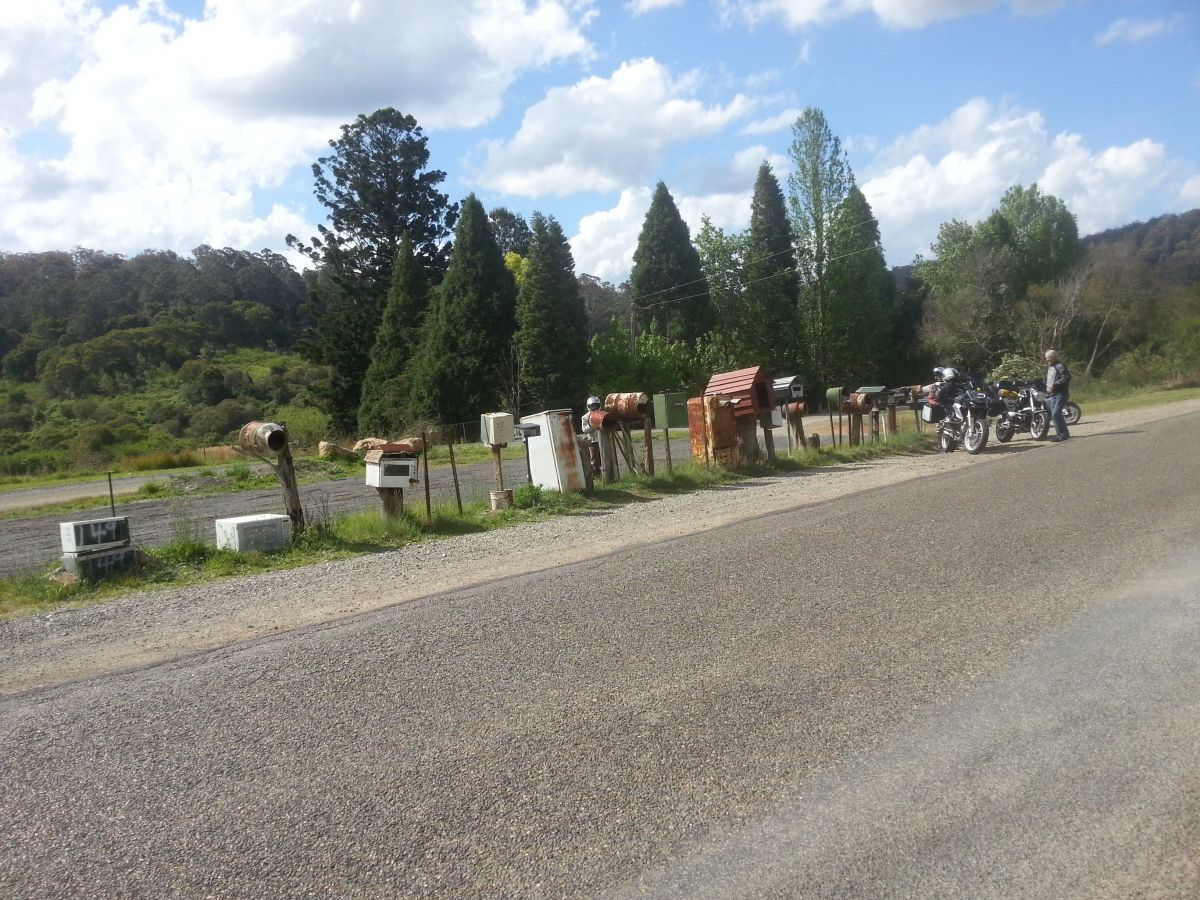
[
  {"left": 1031, "top": 410, "right": 1050, "bottom": 440},
  {"left": 963, "top": 416, "right": 989, "bottom": 454},
  {"left": 995, "top": 418, "right": 1014, "bottom": 443},
  {"left": 938, "top": 428, "right": 958, "bottom": 453},
  {"left": 1064, "top": 401, "right": 1081, "bottom": 426}
]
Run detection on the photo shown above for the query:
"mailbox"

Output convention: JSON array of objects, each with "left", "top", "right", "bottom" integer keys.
[
  {"left": 705, "top": 367, "right": 773, "bottom": 418},
  {"left": 652, "top": 392, "right": 688, "bottom": 429},
  {"left": 362, "top": 453, "right": 420, "bottom": 489},
  {"left": 481, "top": 412, "right": 515, "bottom": 446},
  {"left": 513, "top": 422, "right": 541, "bottom": 441},
  {"left": 771, "top": 376, "right": 805, "bottom": 403}
]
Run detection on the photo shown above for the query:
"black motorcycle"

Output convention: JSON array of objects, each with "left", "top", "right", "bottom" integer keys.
[
  {"left": 924, "top": 375, "right": 993, "bottom": 454},
  {"left": 993, "top": 379, "right": 1050, "bottom": 443}
]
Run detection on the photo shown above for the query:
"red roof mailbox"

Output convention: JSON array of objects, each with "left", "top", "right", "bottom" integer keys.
[{"left": 704, "top": 366, "right": 773, "bottom": 418}]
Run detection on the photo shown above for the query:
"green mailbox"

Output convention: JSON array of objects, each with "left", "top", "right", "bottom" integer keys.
[{"left": 652, "top": 392, "right": 689, "bottom": 429}]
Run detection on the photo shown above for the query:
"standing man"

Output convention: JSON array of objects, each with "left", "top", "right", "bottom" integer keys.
[{"left": 1044, "top": 349, "right": 1071, "bottom": 442}]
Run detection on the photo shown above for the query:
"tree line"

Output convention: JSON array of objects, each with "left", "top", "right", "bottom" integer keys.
[{"left": 0, "top": 105, "right": 1197, "bottom": 474}]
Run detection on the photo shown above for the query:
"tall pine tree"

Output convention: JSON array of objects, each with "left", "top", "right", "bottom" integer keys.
[
  {"left": 513, "top": 214, "right": 590, "bottom": 413},
  {"left": 630, "top": 182, "right": 711, "bottom": 344},
  {"left": 742, "top": 162, "right": 800, "bottom": 373},
  {"left": 357, "top": 236, "right": 429, "bottom": 435},
  {"left": 824, "top": 187, "right": 894, "bottom": 383},
  {"left": 407, "top": 195, "right": 517, "bottom": 424},
  {"left": 287, "top": 108, "right": 457, "bottom": 432}
]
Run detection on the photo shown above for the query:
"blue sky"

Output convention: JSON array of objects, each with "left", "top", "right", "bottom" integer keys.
[{"left": 1, "top": 0, "right": 1197, "bottom": 282}]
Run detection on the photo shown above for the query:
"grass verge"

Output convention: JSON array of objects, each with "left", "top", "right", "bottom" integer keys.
[{"left": 0, "top": 437, "right": 930, "bottom": 620}]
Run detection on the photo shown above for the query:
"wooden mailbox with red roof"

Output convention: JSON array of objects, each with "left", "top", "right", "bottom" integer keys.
[{"left": 703, "top": 366, "right": 774, "bottom": 419}]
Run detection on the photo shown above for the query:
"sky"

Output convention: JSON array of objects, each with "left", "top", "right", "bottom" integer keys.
[{"left": 1, "top": 0, "right": 1198, "bottom": 284}]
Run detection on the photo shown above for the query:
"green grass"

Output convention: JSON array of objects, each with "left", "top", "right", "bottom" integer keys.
[{"left": 1069, "top": 385, "right": 1200, "bottom": 415}]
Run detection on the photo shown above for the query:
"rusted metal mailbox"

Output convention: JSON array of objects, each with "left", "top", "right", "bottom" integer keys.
[
  {"left": 687, "top": 395, "right": 738, "bottom": 467},
  {"left": 523, "top": 409, "right": 586, "bottom": 493}
]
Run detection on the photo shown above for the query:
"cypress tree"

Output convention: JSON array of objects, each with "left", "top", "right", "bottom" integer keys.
[
  {"left": 357, "top": 236, "right": 428, "bottom": 435},
  {"left": 630, "top": 182, "right": 711, "bottom": 344},
  {"left": 514, "top": 214, "right": 590, "bottom": 413},
  {"left": 407, "top": 195, "right": 517, "bottom": 424},
  {"left": 742, "top": 162, "right": 800, "bottom": 373}
]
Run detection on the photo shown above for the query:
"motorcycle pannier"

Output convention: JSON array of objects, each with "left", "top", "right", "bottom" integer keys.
[{"left": 921, "top": 403, "right": 944, "bottom": 423}]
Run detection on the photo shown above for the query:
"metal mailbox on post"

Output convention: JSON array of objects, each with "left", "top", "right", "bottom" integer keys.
[{"left": 652, "top": 392, "right": 688, "bottom": 429}]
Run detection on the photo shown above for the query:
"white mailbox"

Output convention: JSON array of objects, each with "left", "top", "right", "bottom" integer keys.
[
  {"left": 215, "top": 514, "right": 292, "bottom": 552},
  {"left": 522, "top": 409, "right": 586, "bottom": 494},
  {"left": 481, "top": 412, "right": 515, "bottom": 446},
  {"left": 60, "top": 516, "right": 131, "bottom": 553},
  {"left": 365, "top": 453, "right": 419, "bottom": 487}
]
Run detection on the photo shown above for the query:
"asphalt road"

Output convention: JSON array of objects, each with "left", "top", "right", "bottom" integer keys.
[{"left": 2, "top": 410, "right": 1199, "bottom": 898}]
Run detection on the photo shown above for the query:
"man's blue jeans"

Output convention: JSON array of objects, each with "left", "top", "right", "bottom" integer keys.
[{"left": 1047, "top": 393, "right": 1069, "bottom": 438}]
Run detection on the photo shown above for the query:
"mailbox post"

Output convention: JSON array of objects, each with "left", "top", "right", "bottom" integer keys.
[{"left": 365, "top": 442, "right": 421, "bottom": 520}]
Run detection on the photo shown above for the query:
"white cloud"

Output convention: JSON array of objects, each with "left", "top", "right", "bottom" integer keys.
[
  {"left": 1095, "top": 18, "right": 1171, "bottom": 47},
  {"left": 571, "top": 187, "right": 652, "bottom": 281},
  {"left": 1181, "top": 175, "right": 1200, "bottom": 207},
  {"left": 742, "top": 107, "right": 803, "bottom": 135},
  {"left": 718, "top": 0, "right": 1064, "bottom": 30},
  {"left": 860, "top": 98, "right": 1178, "bottom": 264},
  {"left": 0, "top": 0, "right": 595, "bottom": 258},
  {"left": 627, "top": 0, "right": 685, "bottom": 14},
  {"left": 477, "top": 58, "right": 753, "bottom": 196}
]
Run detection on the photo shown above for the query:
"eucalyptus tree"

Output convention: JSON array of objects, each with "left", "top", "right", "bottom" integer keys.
[{"left": 787, "top": 108, "right": 855, "bottom": 385}]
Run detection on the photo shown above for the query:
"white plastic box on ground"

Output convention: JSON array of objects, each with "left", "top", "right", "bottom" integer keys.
[
  {"left": 214, "top": 514, "right": 292, "bottom": 553},
  {"left": 59, "top": 516, "right": 130, "bottom": 553}
]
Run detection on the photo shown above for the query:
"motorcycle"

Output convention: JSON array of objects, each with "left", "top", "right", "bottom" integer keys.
[
  {"left": 923, "top": 371, "right": 992, "bottom": 454},
  {"left": 993, "top": 379, "right": 1051, "bottom": 443},
  {"left": 1063, "top": 399, "right": 1081, "bottom": 426}
]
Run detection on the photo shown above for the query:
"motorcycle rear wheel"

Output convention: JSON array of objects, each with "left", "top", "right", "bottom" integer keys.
[
  {"left": 1031, "top": 410, "right": 1050, "bottom": 440},
  {"left": 1064, "top": 401, "right": 1081, "bottom": 426},
  {"left": 963, "top": 416, "right": 989, "bottom": 454},
  {"left": 995, "top": 418, "right": 1014, "bottom": 443}
]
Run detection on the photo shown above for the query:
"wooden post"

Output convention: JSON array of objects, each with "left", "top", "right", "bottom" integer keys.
[
  {"left": 492, "top": 444, "right": 506, "bottom": 490},
  {"left": 447, "top": 433, "right": 463, "bottom": 515},
  {"left": 275, "top": 442, "right": 305, "bottom": 536},
  {"left": 421, "top": 430, "right": 431, "bottom": 520},
  {"left": 377, "top": 487, "right": 404, "bottom": 520},
  {"left": 599, "top": 431, "right": 617, "bottom": 484},
  {"left": 643, "top": 416, "right": 655, "bottom": 476},
  {"left": 793, "top": 413, "right": 806, "bottom": 450},
  {"left": 870, "top": 409, "right": 881, "bottom": 442},
  {"left": 759, "top": 414, "right": 776, "bottom": 462},
  {"left": 663, "top": 427, "right": 672, "bottom": 472},
  {"left": 577, "top": 439, "right": 594, "bottom": 491}
]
